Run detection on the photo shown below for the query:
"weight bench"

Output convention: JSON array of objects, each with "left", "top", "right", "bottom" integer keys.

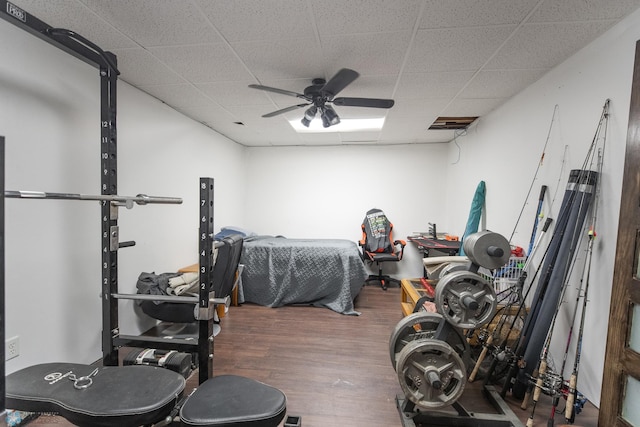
[{"left": 6, "top": 362, "right": 287, "bottom": 427}]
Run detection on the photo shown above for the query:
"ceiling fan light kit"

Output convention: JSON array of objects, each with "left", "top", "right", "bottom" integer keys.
[{"left": 249, "top": 68, "right": 395, "bottom": 130}]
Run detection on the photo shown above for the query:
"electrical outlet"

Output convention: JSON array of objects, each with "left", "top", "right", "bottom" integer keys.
[{"left": 6, "top": 336, "right": 19, "bottom": 360}]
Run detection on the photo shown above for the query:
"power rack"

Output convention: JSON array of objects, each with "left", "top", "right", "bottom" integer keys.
[{"left": 0, "top": 1, "right": 217, "bottom": 389}]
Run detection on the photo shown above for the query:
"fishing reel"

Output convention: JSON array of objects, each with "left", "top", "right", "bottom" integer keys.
[{"left": 526, "top": 369, "right": 565, "bottom": 398}]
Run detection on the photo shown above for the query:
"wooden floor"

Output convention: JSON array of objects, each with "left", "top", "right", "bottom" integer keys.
[{"left": 25, "top": 284, "right": 599, "bottom": 427}]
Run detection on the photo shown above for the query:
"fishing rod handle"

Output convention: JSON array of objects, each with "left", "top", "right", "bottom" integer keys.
[
  {"left": 521, "top": 368, "right": 537, "bottom": 409},
  {"left": 533, "top": 359, "right": 547, "bottom": 402},
  {"left": 565, "top": 374, "right": 577, "bottom": 420},
  {"left": 469, "top": 334, "right": 493, "bottom": 382},
  {"left": 539, "top": 185, "right": 548, "bottom": 201}
]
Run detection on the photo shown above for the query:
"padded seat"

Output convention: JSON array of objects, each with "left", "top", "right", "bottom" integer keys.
[
  {"left": 180, "top": 375, "right": 287, "bottom": 427},
  {"left": 6, "top": 363, "right": 185, "bottom": 427}
]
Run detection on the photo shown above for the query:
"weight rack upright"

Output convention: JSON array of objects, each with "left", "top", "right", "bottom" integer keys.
[{"left": 1, "top": 2, "right": 217, "bottom": 385}]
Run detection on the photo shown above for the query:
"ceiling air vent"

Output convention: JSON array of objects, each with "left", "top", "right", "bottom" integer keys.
[{"left": 429, "top": 116, "right": 478, "bottom": 130}]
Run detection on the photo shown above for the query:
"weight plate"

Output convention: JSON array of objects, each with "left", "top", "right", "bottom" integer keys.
[
  {"left": 463, "top": 231, "right": 511, "bottom": 270},
  {"left": 396, "top": 338, "right": 467, "bottom": 409},
  {"left": 389, "top": 312, "right": 469, "bottom": 371},
  {"left": 434, "top": 270, "right": 497, "bottom": 329},
  {"left": 438, "top": 261, "right": 472, "bottom": 279}
]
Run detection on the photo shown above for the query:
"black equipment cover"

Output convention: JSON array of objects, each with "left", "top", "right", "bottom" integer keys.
[
  {"left": 6, "top": 363, "right": 185, "bottom": 427},
  {"left": 180, "top": 375, "right": 287, "bottom": 426}
]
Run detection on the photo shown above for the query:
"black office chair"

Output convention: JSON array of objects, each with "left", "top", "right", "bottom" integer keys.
[
  {"left": 140, "top": 234, "right": 244, "bottom": 323},
  {"left": 359, "top": 208, "right": 406, "bottom": 290}
]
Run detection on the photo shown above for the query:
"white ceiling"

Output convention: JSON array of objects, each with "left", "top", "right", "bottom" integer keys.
[{"left": 9, "top": 0, "right": 640, "bottom": 146}]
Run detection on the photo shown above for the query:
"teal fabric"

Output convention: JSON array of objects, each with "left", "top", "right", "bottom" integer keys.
[{"left": 459, "top": 181, "right": 486, "bottom": 256}]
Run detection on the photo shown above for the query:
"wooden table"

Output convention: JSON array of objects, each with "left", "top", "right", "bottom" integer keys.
[{"left": 400, "top": 278, "right": 436, "bottom": 316}]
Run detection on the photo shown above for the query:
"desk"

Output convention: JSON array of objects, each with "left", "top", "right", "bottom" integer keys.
[{"left": 407, "top": 236, "right": 461, "bottom": 257}]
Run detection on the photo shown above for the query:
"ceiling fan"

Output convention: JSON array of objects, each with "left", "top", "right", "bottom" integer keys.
[{"left": 248, "top": 68, "right": 394, "bottom": 128}]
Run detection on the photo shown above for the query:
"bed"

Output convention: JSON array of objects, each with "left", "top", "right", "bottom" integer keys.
[{"left": 238, "top": 236, "right": 368, "bottom": 315}]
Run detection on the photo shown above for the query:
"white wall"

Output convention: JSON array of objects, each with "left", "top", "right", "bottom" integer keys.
[
  {"left": 3, "top": 2, "right": 640, "bottom": 412},
  {"left": 243, "top": 143, "right": 450, "bottom": 280},
  {"left": 443, "top": 7, "right": 640, "bottom": 407},
  {"left": 0, "top": 18, "right": 245, "bottom": 372}
]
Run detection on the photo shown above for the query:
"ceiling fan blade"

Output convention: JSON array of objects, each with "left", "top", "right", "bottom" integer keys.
[
  {"left": 262, "top": 103, "right": 308, "bottom": 118},
  {"left": 332, "top": 97, "right": 395, "bottom": 108},
  {"left": 321, "top": 68, "right": 359, "bottom": 98},
  {"left": 248, "top": 84, "right": 306, "bottom": 99}
]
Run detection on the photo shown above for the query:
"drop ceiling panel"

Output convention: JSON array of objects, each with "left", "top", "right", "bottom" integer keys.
[
  {"left": 486, "top": 21, "right": 616, "bottom": 70},
  {"left": 111, "top": 48, "right": 184, "bottom": 86},
  {"left": 312, "top": 0, "right": 423, "bottom": 35},
  {"left": 332, "top": 75, "right": 397, "bottom": 99},
  {"left": 418, "top": 0, "right": 535, "bottom": 28},
  {"left": 196, "top": 81, "right": 273, "bottom": 108},
  {"left": 405, "top": 26, "right": 518, "bottom": 72},
  {"left": 379, "top": 118, "right": 434, "bottom": 142},
  {"left": 529, "top": 0, "right": 640, "bottom": 22},
  {"left": 441, "top": 98, "right": 505, "bottom": 117},
  {"left": 175, "top": 104, "right": 239, "bottom": 128},
  {"left": 13, "top": 0, "right": 136, "bottom": 49},
  {"left": 81, "top": 0, "right": 224, "bottom": 47},
  {"left": 320, "top": 32, "right": 412, "bottom": 75},
  {"left": 460, "top": 69, "right": 548, "bottom": 99},
  {"left": 385, "top": 98, "right": 449, "bottom": 120},
  {"left": 231, "top": 39, "right": 326, "bottom": 81},
  {"left": 7, "top": 0, "right": 640, "bottom": 147},
  {"left": 137, "top": 84, "right": 220, "bottom": 110},
  {"left": 193, "top": 0, "right": 312, "bottom": 43},
  {"left": 148, "top": 44, "right": 254, "bottom": 83},
  {"left": 395, "top": 71, "right": 476, "bottom": 99}
]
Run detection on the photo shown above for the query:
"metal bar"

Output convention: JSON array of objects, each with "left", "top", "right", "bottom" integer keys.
[
  {"left": 0, "top": 1, "right": 109, "bottom": 70},
  {"left": 115, "top": 335, "right": 199, "bottom": 354},
  {"left": 5, "top": 190, "right": 182, "bottom": 205},
  {"left": 1, "top": 136, "right": 6, "bottom": 416},
  {"left": 198, "top": 177, "right": 215, "bottom": 384},
  {"left": 111, "top": 293, "right": 198, "bottom": 303},
  {"left": 395, "top": 391, "right": 524, "bottom": 427},
  {"left": 100, "top": 49, "right": 119, "bottom": 368}
]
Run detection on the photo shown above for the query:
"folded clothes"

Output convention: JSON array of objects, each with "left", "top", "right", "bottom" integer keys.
[
  {"left": 167, "top": 281, "right": 198, "bottom": 296},
  {"left": 168, "top": 272, "right": 199, "bottom": 288}
]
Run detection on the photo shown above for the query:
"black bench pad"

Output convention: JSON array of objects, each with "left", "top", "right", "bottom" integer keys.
[
  {"left": 6, "top": 362, "right": 185, "bottom": 427},
  {"left": 180, "top": 375, "right": 286, "bottom": 427}
]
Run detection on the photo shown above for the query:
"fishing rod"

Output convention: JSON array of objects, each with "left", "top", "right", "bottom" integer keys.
[
  {"left": 503, "top": 171, "right": 584, "bottom": 412},
  {"left": 564, "top": 237, "right": 594, "bottom": 423},
  {"left": 525, "top": 234, "right": 590, "bottom": 424},
  {"left": 495, "top": 185, "right": 547, "bottom": 281},
  {"left": 509, "top": 106, "right": 558, "bottom": 243},
  {"left": 477, "top": 217, "right": 552, "bottom": 388},
  {"left": 544, "top": 234, "right": 593, "bottom": 425},
  {"left": 565, "top": 129, "right": 607, "bottom": 425},
  {"left": 508, "top": 100, "right": 609, "bottom": 400},
  {"left": 503, "top": 217, "right": 574, "bottom": 398},
  {"left": 528, "top": 185, "right": 547, "bottom": 256},
  {"left": 520, "top": 195, "right": 594, "bottom": 410},
  {"left": 469, "top": 185, "right": 548, "bottom": 384},
  {"left": 520, "top": 211, "right": 590, "bottom": 409}
]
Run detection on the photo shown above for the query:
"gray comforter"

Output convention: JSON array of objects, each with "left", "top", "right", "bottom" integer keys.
[{"left": 239, "top": 236, "right": 367, "bottom": 315}]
